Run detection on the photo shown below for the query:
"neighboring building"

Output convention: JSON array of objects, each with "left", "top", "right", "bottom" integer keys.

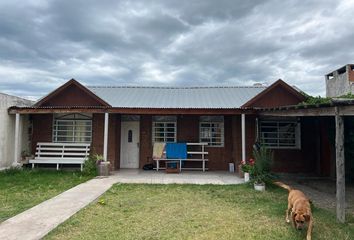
[
  {"left": 9, "top": 79, "right": 319, "bottom": 173},
  {"left": 0, "top": 93, "right": 32, "bottom": 170},
  {"left": 326, "top": 64, "right": 354, "bottom": 97}
]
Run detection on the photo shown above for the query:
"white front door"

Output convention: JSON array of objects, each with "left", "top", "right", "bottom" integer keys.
[{"left": 120, "top": 121, "right": 140, "bottom": 168}]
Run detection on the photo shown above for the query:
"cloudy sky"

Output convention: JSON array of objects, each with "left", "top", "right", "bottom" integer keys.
[{"left": 0, "top": 0, "right": 353, "bottom": 100}]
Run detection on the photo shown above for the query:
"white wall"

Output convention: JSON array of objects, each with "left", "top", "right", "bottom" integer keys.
[{"left": 0, "top": 93, "right": 33, "bottom": 170}]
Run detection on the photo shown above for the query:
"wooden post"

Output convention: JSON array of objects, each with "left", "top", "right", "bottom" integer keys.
[
  {"left": 335, "top": 107, "right": 345, "bottom": 223},
  {"left": 241, "top": 114, "right": 246, "bottom": 162},
  {"left": 103, "top": 112, "right": 109, "bottom": 162}
]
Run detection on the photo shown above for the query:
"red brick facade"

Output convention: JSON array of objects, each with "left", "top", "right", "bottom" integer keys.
[
  {"left": 30, "top": 112, "right": 332, "bottom": 173},
  {"left": 29, "top": 79, "right": 330, "bottom": 174}
]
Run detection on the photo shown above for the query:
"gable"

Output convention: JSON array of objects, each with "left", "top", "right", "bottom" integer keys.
[
  {"left": 242, "top": 80, "right": 306, "bottom": 108},
  {"left": 36, "top": 79, "right": 110, "bottom": 107}
]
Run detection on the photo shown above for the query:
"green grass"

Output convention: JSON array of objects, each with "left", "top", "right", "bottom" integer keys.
[
  {"left": 45, "top": 184, "right": 354, "bottom": 240},
  {"left": 0, "top": 168, "right": 92, "bottom": 222}
]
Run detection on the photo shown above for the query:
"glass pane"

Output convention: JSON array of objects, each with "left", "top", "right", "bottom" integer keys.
[
  {"left": 166, "top": 123, "right": 175, "bottom": 128},
  {"left": 128, "top": 130, "right": 133, "bottom": 142}
]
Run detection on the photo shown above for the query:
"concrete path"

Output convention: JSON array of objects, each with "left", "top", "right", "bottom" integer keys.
[
  {"left": 111, "top": 169, "right": 244, "bottom": 185},
  {"left": 0, "top": 177, "right": 117, "bottom": 240}
]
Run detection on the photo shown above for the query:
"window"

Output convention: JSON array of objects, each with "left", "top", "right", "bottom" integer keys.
[
  {"left": 259, "top": 119, "right": 300, "bottom": 149},
  {"left": 152, "top": 116, "right": 177, "bottom": 143},
  {"left": 128, "top": 130, "right": 133, "bottom": 142},
  {"left": 53, "top": 113, "right": 92, "bottom": 143},
  {"left": 199, "top": 116, "right": 224, "bottom": 146}
]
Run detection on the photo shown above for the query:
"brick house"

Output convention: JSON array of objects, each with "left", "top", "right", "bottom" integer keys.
[{"left": 9, "top": 78, "right": 326, "bottom": 173}]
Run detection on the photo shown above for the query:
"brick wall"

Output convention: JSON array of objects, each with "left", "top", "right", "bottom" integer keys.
[
  {"left": 92, "top": 113, "right": 120, "bottom": 170},
  {"left": 31, "top": 114, "right": 53, "bottom": 153},
  {"left": 139, "top": 115, "right": 153, "bottom": 168},
  {"left": 138, "top": 115, "right": 237, "bottom": 171}
]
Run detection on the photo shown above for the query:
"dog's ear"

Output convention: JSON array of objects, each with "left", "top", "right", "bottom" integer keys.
[{"left": 304, "top": 214, "right": 311, "bottom": 221}]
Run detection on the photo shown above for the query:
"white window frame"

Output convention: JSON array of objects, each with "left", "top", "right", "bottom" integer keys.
[
  {"left": 152, "top": 118, "right": 177, "bottom": 143},
  {"left": 259, "top": 119, "right": 301, "bottom": 149},
  {"left": 52, "top": 114, "right": 92, "bottom": 143},
  {"left": 199, "top": 116, "right": 224, "bottom": 147}
]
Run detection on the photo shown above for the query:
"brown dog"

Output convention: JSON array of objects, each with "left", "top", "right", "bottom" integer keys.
[{"left": 275, "top": 182, "right": 313, "bottom": 240}]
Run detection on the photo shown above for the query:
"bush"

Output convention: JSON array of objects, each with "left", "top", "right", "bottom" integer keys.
[
  {"left": 250, "top": 144, "right": 274, "bottom": 184},
  {"left": 82, "top": 154, "right": 104, "bottom": 176}
]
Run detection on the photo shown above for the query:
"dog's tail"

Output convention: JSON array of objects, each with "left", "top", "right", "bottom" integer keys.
[{"left": 274, "top": 181, "right": 292, "bottom": 191}]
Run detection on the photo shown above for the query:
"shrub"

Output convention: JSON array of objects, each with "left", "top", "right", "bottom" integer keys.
[
  {"left": 82, "top": 154, "right": 104, "bottom": 176},
  {"left": 250, "top": 144, "right": 274, "bottom": 184}
]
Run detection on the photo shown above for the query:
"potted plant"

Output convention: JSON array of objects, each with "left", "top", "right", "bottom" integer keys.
[
  {"left": 83, "top": 154, "right": 110, "bottom": 176},
  {"left": 95, "top": 154, "right": 110, "bottom": 176},
  {"left": 250, "top": 144, "right": 274, "bottom": 191},
  {"left": 240, "top": 159, "right": 255, "bottom": 182}
]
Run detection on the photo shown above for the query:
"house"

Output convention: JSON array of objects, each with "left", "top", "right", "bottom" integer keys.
[
  {"left": 0, "top": 92, "right": 32, "bottom": 170},
  {"left": 326, "top": 64, "right": 354, "bottom": 97},
  {"left": 8, "top": 78, "right": 312, "bottom": 172},
  {"left": 7, "top": 67, "right": 352, "bottom": 223}
]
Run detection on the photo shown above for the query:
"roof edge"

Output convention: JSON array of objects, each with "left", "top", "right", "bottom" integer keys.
[{"left": 34, "top": 79, "right": 111, "bottom": 107}]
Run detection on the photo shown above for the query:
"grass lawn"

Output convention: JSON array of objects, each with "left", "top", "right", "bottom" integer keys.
[
  {"left": 0, "top": 169, "right": 92, "bottom": 222},
  {"left": 45, "top": 184, "right": 353, "bottom": 240}
]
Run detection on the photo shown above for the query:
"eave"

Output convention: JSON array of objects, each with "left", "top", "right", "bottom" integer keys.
[{"left": 8, "top": 106, "right": 257, "bottom": 115}]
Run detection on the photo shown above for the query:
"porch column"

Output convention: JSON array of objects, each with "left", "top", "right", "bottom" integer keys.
[
  {"left": 13, "top": 113, "right": 20, "bottom": 166},
  {"left": 241, "top": 114, "right": 246, "bottom": 162},
  {"left": 103, "top": 112, "right": 109, "bottom": 161},
  {"left": 335, "top": 107, "right": 345, "bottom": 223}
]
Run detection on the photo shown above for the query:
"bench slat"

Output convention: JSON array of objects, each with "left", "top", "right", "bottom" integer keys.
[
  {"left": 36, "top": 147, "right": 89, "bottom": 151},
  {"left": 36, "top": 142, "right": 90, "bottom": 147},
  {"left": 34, "top": 156, "right": 87, "bottom": 160},
  {"left": 30, "top": 159, "right": 85, "bottom": 164},
  {"left": 187, "top": 151, "right": 208, "bottom": 155},
  {"left": 35, "top": 152, "right": 89, "bottom": 156}
]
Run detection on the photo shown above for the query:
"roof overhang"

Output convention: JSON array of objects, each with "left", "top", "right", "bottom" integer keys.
[
  {"left": 8, "top": 106, "right": 257, "bottom": 115},
  {"left": 257, "top": 99, "right": 354, "bottom": 117}
]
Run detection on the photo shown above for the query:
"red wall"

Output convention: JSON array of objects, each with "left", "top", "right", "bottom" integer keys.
[
  {"left": 30, "top": 113, "right": 329, "bottom": 174},
  {"left": 31, "top": 114, "right": 53, "bottom": 153},
  {"left": 137, "top": 115, "right": 252, "bottom": 171},
  {"left": 40, "top": 84, "right": 105, "bottom": 107},
  {"left": 247, "top": 84, "right": 304, "bottom": 108},
  {"left": 91, "top": 113, "right": 121, "bottom": 170}
]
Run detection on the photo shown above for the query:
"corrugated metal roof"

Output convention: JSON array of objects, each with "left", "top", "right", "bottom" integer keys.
[{"left": 87, "top": 86, "right": 266, "bottom": 109}]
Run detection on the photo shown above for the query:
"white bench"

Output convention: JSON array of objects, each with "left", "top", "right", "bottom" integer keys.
[
  {"left": 153, "top": 143, "right": 209, "bottom": 172},
  {"left": 29, "top": 142, "right": 90, "bottom": 171}
]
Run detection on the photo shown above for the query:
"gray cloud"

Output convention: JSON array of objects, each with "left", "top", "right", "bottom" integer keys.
[{"left": 0, "top": 0, "right": 353, "bottom": 100}]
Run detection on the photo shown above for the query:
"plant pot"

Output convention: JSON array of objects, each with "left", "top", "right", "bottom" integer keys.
[
  {"left": 97, "top": 162, "right": 111, "bottom": 176},
  {"left": 244, "top": 172, "right": 250, "bottom": 183},
  {"left": 254, "top": 182, "right": 266, "bottom": 191},
  {"left": 229, "top": 163, "right": 235, "bottom": 173}
]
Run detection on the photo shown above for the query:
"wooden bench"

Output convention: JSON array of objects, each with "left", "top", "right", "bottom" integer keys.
[
  {"left": 153, "top": 143, "right": 209, "bottom": 172},
  {"left": 29, "top": 142, "right": 90, "bottom": 171}
]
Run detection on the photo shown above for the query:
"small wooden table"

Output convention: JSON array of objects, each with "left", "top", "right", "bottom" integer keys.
[{"left": 165, "top": 160, "right": 180, "bottom": 173}]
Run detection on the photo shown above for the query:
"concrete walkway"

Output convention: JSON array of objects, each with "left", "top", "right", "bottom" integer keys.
[
  {"left": 0, "top": 170, "right": 243, "bottom": 240},
  {"left": 111, "top": 169, "right": 244, "bottom": 185},
  {"left": 0, "top": 177, "right": 117, "bottom": 240}
]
